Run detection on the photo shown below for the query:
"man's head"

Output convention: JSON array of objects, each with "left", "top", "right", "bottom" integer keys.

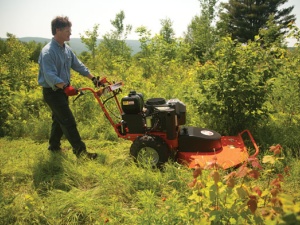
[{"left": 51, "top": 16, "right": 72, "bottom": 43}]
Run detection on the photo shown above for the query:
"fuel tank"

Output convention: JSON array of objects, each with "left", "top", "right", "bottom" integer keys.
[{"left": 178, "top": 127, "right": 222, "bottom": 152}]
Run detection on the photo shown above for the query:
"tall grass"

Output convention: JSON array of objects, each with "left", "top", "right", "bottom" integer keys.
[
  {"left": 0, "top": 138, "right": 193, "bottom": 224},
  {"left": 1, "top": 138, "right": 299, "bottom": 224}
]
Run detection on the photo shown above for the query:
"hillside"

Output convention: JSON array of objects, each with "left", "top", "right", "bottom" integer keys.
[{"left": 17, "top": 37, "right": 141, "bottom": 55}]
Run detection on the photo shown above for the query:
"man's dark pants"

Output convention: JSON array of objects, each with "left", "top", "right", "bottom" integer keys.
[{"left": 43, "top": 88, "right": 86, "bottom": 155}]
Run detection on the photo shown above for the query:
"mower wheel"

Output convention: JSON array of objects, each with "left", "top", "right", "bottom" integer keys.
[{"left": 130, "top": 135, "right": 170, "bottom": 168}]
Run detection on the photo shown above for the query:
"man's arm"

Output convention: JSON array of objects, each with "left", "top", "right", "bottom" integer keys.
[
  {"left": 87, "top": 74, "right": 95, "bottom": 80},
  {"left": 55, "top": 82, "right": 66, "bottom": 89}
]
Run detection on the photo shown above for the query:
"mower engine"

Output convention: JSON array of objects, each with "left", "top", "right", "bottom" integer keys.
[
  {"left": 120, "top": 90, "right": 186, "bottom": 140},
  {"left": 120, "top": 90, "right": 222, "bottom": 152}
]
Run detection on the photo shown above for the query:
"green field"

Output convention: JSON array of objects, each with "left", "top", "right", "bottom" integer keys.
[{"left": 1, "top": 138, "right": 299, "bottom": 224}]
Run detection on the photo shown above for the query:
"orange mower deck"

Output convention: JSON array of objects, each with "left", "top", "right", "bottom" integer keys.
[{"left": 177, "top": 130, "right": 259, "bottom": 169}]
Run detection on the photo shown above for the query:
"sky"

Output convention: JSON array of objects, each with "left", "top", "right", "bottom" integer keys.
[{"left": 0, "top": 0, "right": 299, "bottom": 44}]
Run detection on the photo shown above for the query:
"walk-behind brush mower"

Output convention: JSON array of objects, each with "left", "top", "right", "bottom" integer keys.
[{"left": 75, "top": 78, "right": 259, "bottom": 169}]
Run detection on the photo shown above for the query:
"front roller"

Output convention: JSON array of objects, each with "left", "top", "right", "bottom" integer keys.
[{"left": 130, "top": 135, "right": 171, "bottom": 168}]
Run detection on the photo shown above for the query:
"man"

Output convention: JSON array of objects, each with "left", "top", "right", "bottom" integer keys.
[{"left": 38, "top": 16, "right": 102, "bottom": 159}]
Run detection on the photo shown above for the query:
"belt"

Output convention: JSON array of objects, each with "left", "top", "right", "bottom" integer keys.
[{"left": 42, "top": 87, "right": 63, "bottom": 92}]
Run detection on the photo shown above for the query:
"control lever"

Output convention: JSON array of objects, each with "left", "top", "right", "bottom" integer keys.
[{"left": 73, "top": 90, "right": 84, "bottom": 102}]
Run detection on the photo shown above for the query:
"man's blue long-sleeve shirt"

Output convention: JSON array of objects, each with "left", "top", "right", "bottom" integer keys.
[{"left": 38, "top": 38, "right": 90, "bottom": 90}]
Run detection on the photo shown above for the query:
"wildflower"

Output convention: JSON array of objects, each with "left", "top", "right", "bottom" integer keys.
[
  {"left": 270, "top": 188, "right": 279, "bottom": 197},
  {"left": 271, "top": 178, "right": 281, "bottom": 189},
  {"left": 226, "top": 177, "right": 235, "bottom": 188},
  {"left": 211, "top": 170, "right": 220, "bottom": 183},
  {"left": 236, "top": 164, "right": 249, "bottom": 178},
  {"left": 247, "top": 195, "right": 257, "bottom": 214},
  {"left": 248, "top": 156, "right": 263, "bottom": 169},
  {"left": 193, "top": 164, "right": 202, "bottom": 178},
  {"left": 269, "top": 144, "right": 282, "bottom": 155},
  {"left": 277, "top": 173, "right": 284, "bottom": 181},
  {"left": 224, "top": 171, "right": 236, "bottom": 188},
  {"left": 252, "top": 186, "right": 262, "bottom": 197},
  {"left": 248, "top": 169, "right": 260, "bottom": 179},
  {"left": 188, "top": 178, "right": 197, "bottom": 188},
  {"left": 224, "top": 171, "right": 236, "bottom": 180}
]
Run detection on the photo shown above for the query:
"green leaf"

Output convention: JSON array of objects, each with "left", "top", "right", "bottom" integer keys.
[
  {"left": 262, "top": 155, "right": 276, "bottom": 164},
  {"left": 236, "top": 185, "right": 248, "bottom": 199}
]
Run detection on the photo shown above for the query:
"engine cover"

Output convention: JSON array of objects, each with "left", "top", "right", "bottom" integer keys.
[
  {"left": 178, "top": 127, "right": 222, "bottom": 152},
  {"left": 121, "top": 114, "right": 145, "bottom": 133},
  {"left": 121, "top": 90, "right": 144, "bottom": 114}
]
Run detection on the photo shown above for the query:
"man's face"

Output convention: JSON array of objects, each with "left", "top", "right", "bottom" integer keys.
[{"left": 56, "top": 26, "right": 72, "bottom": 42}]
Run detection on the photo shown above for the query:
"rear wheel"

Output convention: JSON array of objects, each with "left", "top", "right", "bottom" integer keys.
[{"left": 130, "top": 135, "right": 170, "bottom": 168}]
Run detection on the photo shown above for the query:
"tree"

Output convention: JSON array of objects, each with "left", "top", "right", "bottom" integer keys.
[
  {"left": 0, "top": 38, "right": 8, "bottom": 56},
  {"left": 159, "top": 18, "right": 177, "bottom": 61},
  {"left": 134, "top": 26, "right": 154, "bottom": 78},
  {"left": 135, "top": 23, "right": 192, "bottom": 79},
  {"left": 0, "top": 34, "right": 37, "bottom": 136},
  {"left": 258, "top": 14, "right": 285, "bottom": 47},
  {"left": 196, "top": 37, "right": 282, "bottom": 134},
  {"left": 80, "top": 24, "right": 99, "bottom": 70},
  {"left": 2, "top": 33, "right": 33, "bottom": 90},
  {"left": 23, "top": 40, "right": 44, "bottom": 63},
  {"left": 184, "top": 0, "right": 218, "bottom": 62},
  {"left": 97, "top": 11, "right": 132, "bottom": 74},
  {"left": 218, "top": 0, "right": 295, "bottom": 43},
  {"left": 160, "top": 18, "right": 175, "bottom": 44}
]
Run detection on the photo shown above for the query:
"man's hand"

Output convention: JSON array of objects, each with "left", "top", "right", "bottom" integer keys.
[
  {"left": 63, "top": 85, "right": 78, "bottom": 96},
  {"left": 92, "top": 76, "right": 107, "bottom": 87}
]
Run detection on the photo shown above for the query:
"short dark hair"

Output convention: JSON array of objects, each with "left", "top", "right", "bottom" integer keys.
[{"left": 51, "top": 16, "right": 72, "bottom": 35}]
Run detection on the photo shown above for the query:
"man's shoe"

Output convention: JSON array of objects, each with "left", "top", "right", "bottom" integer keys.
[
  {"left": 48, "top": 146, "right": 62, "bottom": 152},
  {"left": 76, "top": 151, "right": 98, "bottom": 160}
]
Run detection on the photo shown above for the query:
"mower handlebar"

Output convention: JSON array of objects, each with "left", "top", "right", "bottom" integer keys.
[
  {"left": 78, "top": 81, "right": 123, "bottom": 95},
  {"left": 238, "top": 129, "right": 259, "bottom": 158},
  {"left": 73, "top": 81, "right": 123, "bottom": 102}
]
